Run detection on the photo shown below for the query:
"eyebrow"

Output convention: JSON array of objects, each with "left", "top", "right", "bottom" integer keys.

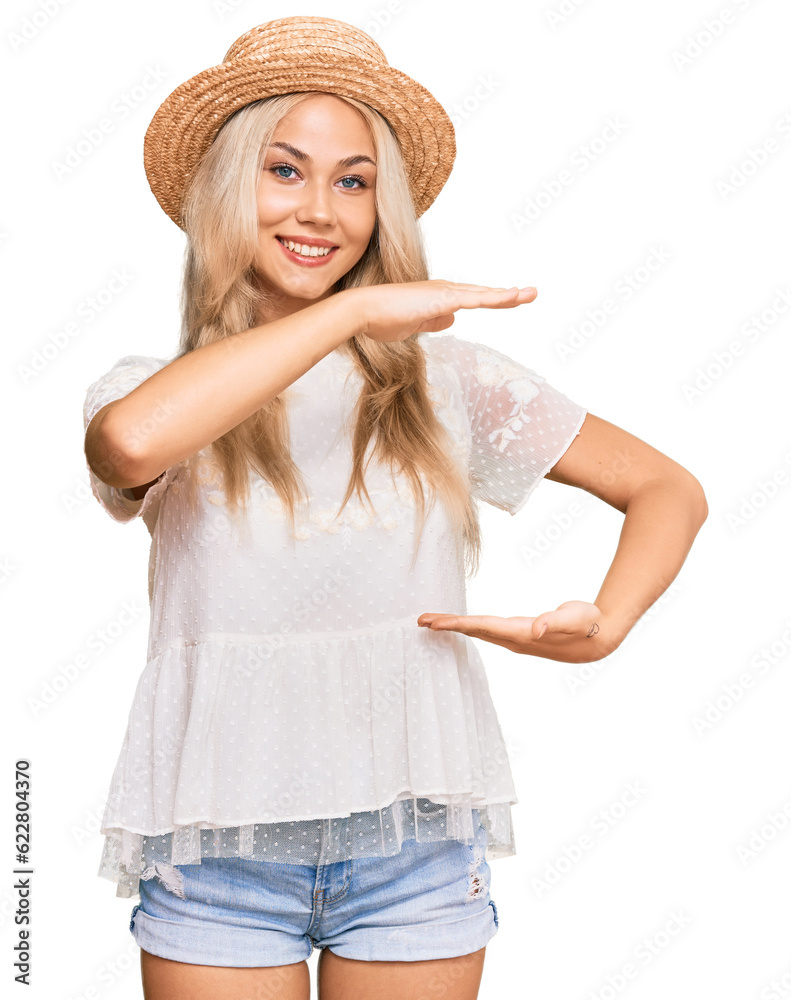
[{"left": 267, "top": 141, "right": 376, "bottom": 169}]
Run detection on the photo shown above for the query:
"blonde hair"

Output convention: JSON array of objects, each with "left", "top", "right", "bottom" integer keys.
[{"left": 174, "top": 92, "right": 482, "bottom": 577}]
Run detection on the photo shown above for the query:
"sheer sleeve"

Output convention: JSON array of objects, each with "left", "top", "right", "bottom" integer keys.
[
  {"left": 83, "top": 354, "right": 180, "bottom": 526},
  {"left": 422, "top": 334, "right": 588, "bottom": 515}
]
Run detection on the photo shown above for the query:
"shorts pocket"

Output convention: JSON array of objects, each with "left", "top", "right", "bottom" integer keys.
[{"left": 129, "top": 903, "right": 141, "bottom": 932}]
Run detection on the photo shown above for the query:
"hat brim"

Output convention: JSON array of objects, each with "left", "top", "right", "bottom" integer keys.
[{"left": 143, "top": 57, "right": 455, "bottom": 228}]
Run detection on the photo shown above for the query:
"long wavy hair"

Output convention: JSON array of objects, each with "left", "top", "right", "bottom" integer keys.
[{"left": 172, "top": 91, "right": 482, "bottom": 577}]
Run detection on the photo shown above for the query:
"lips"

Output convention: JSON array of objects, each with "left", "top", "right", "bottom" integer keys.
[
  {"left": 275, "top": 236, "right": 339, "bottom": 267},
  {"left": 276, "top": 236, "right": 338, "bottom": 254}
]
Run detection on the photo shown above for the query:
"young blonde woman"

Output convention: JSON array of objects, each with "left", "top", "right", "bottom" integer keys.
[{"left": 83, "top": 16, "right": 708, "bottom": 1000}]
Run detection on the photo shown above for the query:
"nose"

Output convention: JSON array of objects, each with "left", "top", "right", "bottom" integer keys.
[{"left": 295, "top": 178, "right": 336, "bottom": 228}]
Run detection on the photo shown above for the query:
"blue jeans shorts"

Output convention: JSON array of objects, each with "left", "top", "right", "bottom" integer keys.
[{"left": 128, "top": 815, "right": 499, "bottom": 966}]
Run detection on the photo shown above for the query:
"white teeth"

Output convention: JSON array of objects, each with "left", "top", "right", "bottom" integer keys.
[{"left": 278, "top": 238, "right": 334, "bottom": 257}]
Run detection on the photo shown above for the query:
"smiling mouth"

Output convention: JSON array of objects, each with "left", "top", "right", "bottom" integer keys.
[{"left": 276, "top": 237, "right": 338, "bottom": 258}]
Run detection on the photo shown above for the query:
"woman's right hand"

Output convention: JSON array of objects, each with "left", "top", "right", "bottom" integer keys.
[{"left": 352, "top": 280, "right": 538, "bottom": 343}]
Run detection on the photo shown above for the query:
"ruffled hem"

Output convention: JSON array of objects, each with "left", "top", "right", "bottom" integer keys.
[
  {"left": 98, "top": 795, "right": 517, "bottom": 898},
  {"left": 98, "top": 618, "right": 520, "bottom": 897},
  {"left": 103, "top": 619, "right": 517, "bottom": 821}
]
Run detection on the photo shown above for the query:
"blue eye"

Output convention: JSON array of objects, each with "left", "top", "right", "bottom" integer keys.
[{"left": 269, "top": 163, "right": 368, "bottom": 189}]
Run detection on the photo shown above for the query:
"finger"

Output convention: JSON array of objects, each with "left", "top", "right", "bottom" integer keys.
[
  {"left": 443, "top": 282, "right": 535, "bottom": 293},
  {"left": 417, "top": 612, "right": 449, "bottom": 626},
  {"left": 418, "top": 613, "right": 469, "bottom": 630},
  {"left": 431, "top": 283, "right": 536, "bottom": 298},
  {"left": 454, "top": 287, "right": 537, "bottom": 309},
  {"left": 452, "top": 286, "right": 533, "bottom": 298},
  {"left": 419, "top": 614, "right": 516, "bottom": 638},
  {"left": 417, "top": 614, "right": 539, "bottom": 655},
  {"left": 422, "top": 286, "right": 536, "bottom": 320},
  {"left": 438, "top": 282, "right": 519, "bottom": 291}
]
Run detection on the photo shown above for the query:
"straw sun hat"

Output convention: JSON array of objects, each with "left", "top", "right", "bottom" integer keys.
[{"left": 143, "top": 15, "right": 456, "bottom": 229}]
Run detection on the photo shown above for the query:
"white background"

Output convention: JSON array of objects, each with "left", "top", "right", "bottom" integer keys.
[{"left": 4, "top": 0, "right": 791, "bottom": 997}]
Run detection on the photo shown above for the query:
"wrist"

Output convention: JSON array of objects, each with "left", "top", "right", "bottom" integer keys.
[
  {"left": 594, "top": 607, "right": 637, "bottom": 654},
  {"left": 331, "top": 286, "right": 370, "bottom": 340}
]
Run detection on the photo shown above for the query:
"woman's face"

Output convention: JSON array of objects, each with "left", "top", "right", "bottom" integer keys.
[{"left": 253, "top": 93, "right": 378, "bottom": 324}]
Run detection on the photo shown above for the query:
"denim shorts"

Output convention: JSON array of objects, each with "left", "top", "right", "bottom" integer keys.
[{"left": 128, "top": 814, "right": 499, "bottom": 966}]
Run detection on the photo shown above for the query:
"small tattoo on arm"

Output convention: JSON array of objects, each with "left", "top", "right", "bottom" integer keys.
[{"left": 587, "top": 622, "right": 599, "bottom": 638}]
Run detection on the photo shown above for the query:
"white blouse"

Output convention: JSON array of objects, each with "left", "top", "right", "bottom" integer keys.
[{"left": 83, "top": 332, "right": 588, "bottom": 899}]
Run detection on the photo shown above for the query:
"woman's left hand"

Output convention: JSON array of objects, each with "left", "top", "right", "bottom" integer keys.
[{"left": 417, "top": 600, "right": 612, "bottom": 663}]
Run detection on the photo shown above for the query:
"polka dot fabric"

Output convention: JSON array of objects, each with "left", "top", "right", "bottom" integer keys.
[{"left": 83, "top": 333, "right": 587, "bottom": 898}]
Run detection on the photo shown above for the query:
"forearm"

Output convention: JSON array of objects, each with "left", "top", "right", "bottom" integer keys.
[
  {"left": 88, "top": 287, "right": 364, "bottom": 489},
  {"left": 593, "top": 474, "right": 708, "bottom": 651}
]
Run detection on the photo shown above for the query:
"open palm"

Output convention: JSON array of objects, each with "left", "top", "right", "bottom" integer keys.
[{"left": 417, "top": 600, "right": 608, "bottom": 663}]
